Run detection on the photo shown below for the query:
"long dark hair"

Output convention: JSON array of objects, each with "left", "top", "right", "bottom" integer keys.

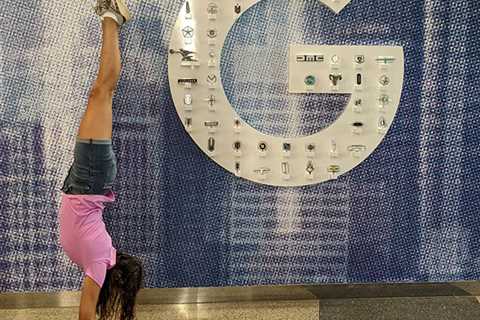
[{"left": 96, "top": 252, "right": 144, "bottom": 320}]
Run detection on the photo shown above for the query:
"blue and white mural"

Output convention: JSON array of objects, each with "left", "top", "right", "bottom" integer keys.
[{"left": 0, "top": 0, "right": 479, "bottom": 292}]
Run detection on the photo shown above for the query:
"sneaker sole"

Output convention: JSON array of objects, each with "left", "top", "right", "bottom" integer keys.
[{"left": 115, "top": 0, "right": 132, "bottom": 22}]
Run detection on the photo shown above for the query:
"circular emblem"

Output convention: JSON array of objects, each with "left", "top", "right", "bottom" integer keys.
[{"left": 168, "top": 0, "right": 404, "bottom": 186}]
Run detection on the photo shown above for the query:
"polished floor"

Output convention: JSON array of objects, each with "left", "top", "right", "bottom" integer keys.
[
  {"left": 3, "top": 300, "right": 319, "bottom": 320},
  {"left": 2, "top": 283, "right": 480, "bottom": 320},
  {"left": 4, "top": 297, "right": 480, "bottom": 320}
]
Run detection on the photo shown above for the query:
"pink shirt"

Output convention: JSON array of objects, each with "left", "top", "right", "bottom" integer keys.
[{"left": 59, "top": 191, "right": 117, "bottom": 287}]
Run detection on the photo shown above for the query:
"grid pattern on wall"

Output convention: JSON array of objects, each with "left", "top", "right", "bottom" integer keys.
[{"left": 0, "top": 0, "right": 479, "bottom": 291}]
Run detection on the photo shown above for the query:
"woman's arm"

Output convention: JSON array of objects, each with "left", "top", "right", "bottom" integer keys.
[{"left": 79, "top": 276, "right": 101, "bottom": 320}]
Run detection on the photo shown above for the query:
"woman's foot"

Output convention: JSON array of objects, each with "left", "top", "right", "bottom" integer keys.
[{"left": 94, "top": 0, "right": 132, "bottom": 26}]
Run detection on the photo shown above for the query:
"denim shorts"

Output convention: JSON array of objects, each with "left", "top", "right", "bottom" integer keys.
[{"left": 61, "top": 139, "right": 117, "bottom": 195}]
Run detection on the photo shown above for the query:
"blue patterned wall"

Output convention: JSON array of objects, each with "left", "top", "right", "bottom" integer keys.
[{"left": 0, "top": 0, "right": 479, "bottom": 292}]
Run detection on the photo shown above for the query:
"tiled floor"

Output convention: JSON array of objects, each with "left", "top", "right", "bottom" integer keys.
[
  {"left": 3, "top": 300, "right": 319, "bottom": 320},
  {"left": 320, "top": 296, "right": 480, "bottom": 320},
  {"left": 4, "top": 297, "right": 480, "bottom": 320},
  {"left": 3, "top": 281, "right": 480, "bottom": 320}
]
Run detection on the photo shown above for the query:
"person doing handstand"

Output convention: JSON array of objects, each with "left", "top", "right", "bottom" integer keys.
[{"left": 59, "top": 1, "right": 143, "bottom": 320}]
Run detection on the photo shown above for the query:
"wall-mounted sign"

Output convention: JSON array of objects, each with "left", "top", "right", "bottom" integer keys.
[{"left": 168, "top": 0, "right": 404, "bottom": 186}]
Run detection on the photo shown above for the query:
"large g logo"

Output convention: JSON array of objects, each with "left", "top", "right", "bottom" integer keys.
[{"left": 168, "top": 0, "right": 404, "bottom": 186}]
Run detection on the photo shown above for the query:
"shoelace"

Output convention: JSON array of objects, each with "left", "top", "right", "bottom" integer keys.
[{"left": 92, "top": 0, "right": 118, "bottom": 16}]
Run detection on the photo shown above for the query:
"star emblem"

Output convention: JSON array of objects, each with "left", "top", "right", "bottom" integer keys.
[{"left": 182, "top": 26, "right": 194, "bottom": 38}]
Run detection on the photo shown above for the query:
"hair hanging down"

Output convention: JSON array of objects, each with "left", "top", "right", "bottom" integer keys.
[{"left": 96, "top": 252, "right": 144, "bottom": 320}]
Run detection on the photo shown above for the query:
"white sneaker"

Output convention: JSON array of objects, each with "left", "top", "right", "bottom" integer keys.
[{"left": 94, "top": 0, "right": 132, "bottom": 26}]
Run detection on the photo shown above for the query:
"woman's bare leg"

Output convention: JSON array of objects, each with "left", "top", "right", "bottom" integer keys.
[{"left": 77, "top": 18, "right": 121, "bottom": 140}]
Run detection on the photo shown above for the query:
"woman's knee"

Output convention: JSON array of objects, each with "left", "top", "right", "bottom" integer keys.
[{"left": 88, "top": 83, "right": 115, "bottom": 102}]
